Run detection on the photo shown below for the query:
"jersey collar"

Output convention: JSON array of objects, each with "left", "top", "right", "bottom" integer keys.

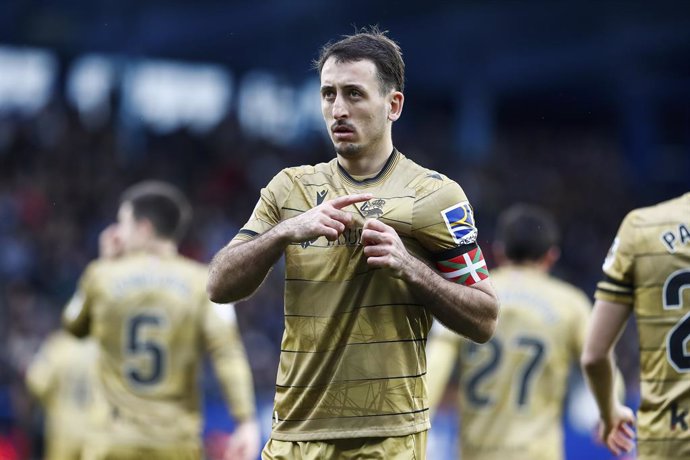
[{"left": 336, "top": 149, "right": 400, "bottom": 188}]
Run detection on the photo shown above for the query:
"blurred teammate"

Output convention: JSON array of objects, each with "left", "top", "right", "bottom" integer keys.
[
  {"left": 207, "top": 28, "right": 499, "bottom": 459},
  {"left": 581, "top": 192, "right": 690, "bottom": 458},
  {"left": 62, "top": 181, "right": 260, "bottom": 460},
  {"left": 25, "top": 332, "right": 98, "bottom": 460},
  {"left": 426, "top": 204, "right": 592, "bottom": 460},
  {"left": 24, "top": 224, "right": 121, "bottom": 460}
]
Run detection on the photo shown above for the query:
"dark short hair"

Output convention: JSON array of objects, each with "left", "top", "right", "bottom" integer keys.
[
  {"left": 495, "top": 204, "right": 559, "bottom": 263},
  {"left": 314, "top": 26, "right": 405, "bottom": 94},
  {"left": 120, "top": 181, "right": 192, "bottom": 242}
]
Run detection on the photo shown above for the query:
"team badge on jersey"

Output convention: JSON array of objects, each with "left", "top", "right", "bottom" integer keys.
[
  {"left": 360, "top": 198, "right": 386, "bottom": 218},
  {"left": 436, "top": 246, "right": 488, "bottom": 286},
  {"left": 441, "top": 201, "right": 477, "bottom": 245}
]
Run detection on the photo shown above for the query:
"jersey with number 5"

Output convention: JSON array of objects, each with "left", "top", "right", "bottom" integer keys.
[
  {"left": 596, "top": 192, "right": 690, "bottom": 459},
  {"left": 61, "top": 253, "right": 255, "bottom": 447}
]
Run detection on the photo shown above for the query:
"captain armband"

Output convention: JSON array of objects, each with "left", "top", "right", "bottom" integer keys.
[{"left": 434, "top": 243, "right": 489, "bottom": 286}]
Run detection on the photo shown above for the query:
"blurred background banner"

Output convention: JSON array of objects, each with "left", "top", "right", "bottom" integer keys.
[{"left": 0, "top": 1, "right": 688, "bottom": 459}]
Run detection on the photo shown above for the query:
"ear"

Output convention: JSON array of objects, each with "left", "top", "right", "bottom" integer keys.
[
  {"left": 387, "top": 91, "right": 404, "bottom": 121},
  {"left": 541, "top": 246, "right": 561, "bottom": 270}
]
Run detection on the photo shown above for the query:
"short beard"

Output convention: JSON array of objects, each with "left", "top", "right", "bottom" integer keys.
[{"left": 334, "top": 142, "right": 361, "bottom": 157}]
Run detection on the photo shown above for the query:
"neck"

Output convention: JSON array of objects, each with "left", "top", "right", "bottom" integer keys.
[
  {"left": 132, "top": 239, "right": 178, "bottom": 257},
  {"left": 337, "top": 137, "right": 394, "bottom": 176},
  {"left": 502, "top": 259, "right": 551, "bottom": 273}
]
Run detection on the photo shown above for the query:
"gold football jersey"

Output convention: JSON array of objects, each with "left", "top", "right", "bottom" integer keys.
[
  {"left": 235, "top": 149, "right": 489, "bottom": 441},
  {"left": 61, "top": 253, "right": 255, "bottom": 448},
  {"left": 427, "top": 266, "right": 591, "bottom": 460},
  {"left": 596, "top": 192, "right": 690, "bottom": 459},
  {"left": 25, "top": 331, "right": 99, "bottom": 460}
]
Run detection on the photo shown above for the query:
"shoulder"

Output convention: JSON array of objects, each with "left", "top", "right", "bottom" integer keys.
[
  {"left": 277, "top": 161, "right": 332, "bottom": 182},
  {"left": 172, "top": 255, "right": 208, "bottom": 279},
  {"left": 264, "top": 163, "right": 332, "bottom": 199},
  {"left": 631, "top": 195, "right": 684, "bottom": 224},
  {"left": 42, "top": 331, "right": 70, "bottom": 351},
  {"left": 549, "top": 275, "right": 590, "bottom": 302},
  {"left": 79, "top": 258, "right": 111, "bottom": 285},
  {"left": 545, "top": 274, "right": 592, "bottom": 316},
  {"left": 397, "top": 153, "right": 461, "bottom": 199},
  {"left": 613, "top": 199, "right": 675, "bottom": 249}
]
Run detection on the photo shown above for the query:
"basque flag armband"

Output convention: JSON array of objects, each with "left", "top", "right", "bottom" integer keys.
[{"left": 434, "top": 243, "right": 489, "bottom": 286}]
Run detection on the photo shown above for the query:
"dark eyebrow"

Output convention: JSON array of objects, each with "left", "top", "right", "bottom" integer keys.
[
  {"left": 320, "top": 83, "right": 366, "bottom": 94},
  {"left": 343, "top": 84, "right": 366, "bottom": 93}
]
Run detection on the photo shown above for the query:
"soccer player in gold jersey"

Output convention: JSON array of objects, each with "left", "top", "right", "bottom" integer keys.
[
  {"left": 426, "top": 204, "right": 591, "bottom": 460},
  {"left": 25, "top": 224, "right": 121, "bottom": 460},
  {"left": 26, "top": 331, "right": 99, "bottom": 460},
  {"left": 582, "top": 192, "right": 690, "bottom": 459},
  {"left": 62, "top": 181, "right": 260, "bottom": 460},
  {"left": 207, "top": 28, "right": 499, "bottom": 459}
]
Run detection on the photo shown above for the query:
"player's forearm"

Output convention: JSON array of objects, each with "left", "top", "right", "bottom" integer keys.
[
  {"left": 581, "top": 352, "right": 618, "bottom": 423},
  {"left": 404, "top": 258, "right": 498, "bottom": 343},
  {"left": 207, "top": 228, "right": 289, "bottom": 303},
  {"left": 215, "top": 359, "right": 257, "bottom": 421}
]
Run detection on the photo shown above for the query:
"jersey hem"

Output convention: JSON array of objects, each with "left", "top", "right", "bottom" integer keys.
[{"left": 268, "top": 420, "right": 430, "bottom": 442}]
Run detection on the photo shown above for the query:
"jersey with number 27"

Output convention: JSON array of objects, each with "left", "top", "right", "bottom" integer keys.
[
  {"left": 432, "top": 266, "right": 590, "bottom": 460},
  {"left": 596, "top": 192, "right": 690, "bottom": 460}
]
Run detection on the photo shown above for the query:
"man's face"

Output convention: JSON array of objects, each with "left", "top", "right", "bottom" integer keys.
[{"left": 320, "top": 57, "right": 393, "bottom": 158}]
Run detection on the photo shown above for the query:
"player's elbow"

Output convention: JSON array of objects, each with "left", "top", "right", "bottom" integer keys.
[
  {"left": 477, "top": 298, "right": 500, "bottom": 343},
  {"left": 475, "top": 325, "right": 495, "bottom": 344},
  {"left": 580, "top": 348, "right": 608, "bottom": 374},
  {"left": 206, "top": 280, "right": 234, "bottom": 304},
  {"left": 468, "top": 300, "right": 499, "bottom": 344},
  {"left": 473, "top": 317, "right": 497, "bottom": 344},
  {"left": 207, "top": 274, "right": 251, "bottom": 304}
]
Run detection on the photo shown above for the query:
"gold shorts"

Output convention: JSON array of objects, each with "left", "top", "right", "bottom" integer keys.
[
  {"left": 82, "top": 443, "right": 201, "bottom": 460},
  {"left": 44, "top": 438, "right": 84, "bottom": 460},
  {"left": 262, "top": 431, "right": 427, "bottom": 460}
]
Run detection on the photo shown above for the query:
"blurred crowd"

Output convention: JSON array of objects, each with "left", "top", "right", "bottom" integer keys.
[{"left": 0, "top": 92, "right": 682, "bottom": 457}]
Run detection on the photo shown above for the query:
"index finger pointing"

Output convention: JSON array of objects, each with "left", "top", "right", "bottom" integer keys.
[{"left": 329, "top": 193, "right": 374, "bottom": 209}]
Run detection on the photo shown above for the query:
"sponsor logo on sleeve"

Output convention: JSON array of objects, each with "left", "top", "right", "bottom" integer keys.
[{"left": 441, "top": 201, "right": 477, "bottom": 245}]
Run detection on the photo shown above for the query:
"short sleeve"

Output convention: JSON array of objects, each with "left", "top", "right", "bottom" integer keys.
[
  {"left": 62, "top": 262, "right": 97, "bottom": 337},
  {"left": 412, "top": 181, "right": 475, "bottom": 252},
  {"left": 595, "top": 211, "right": 636, "bottom": 304},
  {"left": 233, "top": 169, "right": 294, "bottom": 243},
  {"left": 412, "top": 180, "right": 489, "bottom": 286}
]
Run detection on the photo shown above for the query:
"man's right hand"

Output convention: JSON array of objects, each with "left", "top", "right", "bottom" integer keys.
[
  {"left": 99, "top": 224, "right": 124, "bottom": 259},
  {"left": 224, "top": 419, "right": 261, "bottom": 460},
  {"left": 600, "top": 403, "right": 636, "bottom": 456},
  {"left": 276, "top": 193, "right": 372, "bottom": 243}
]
